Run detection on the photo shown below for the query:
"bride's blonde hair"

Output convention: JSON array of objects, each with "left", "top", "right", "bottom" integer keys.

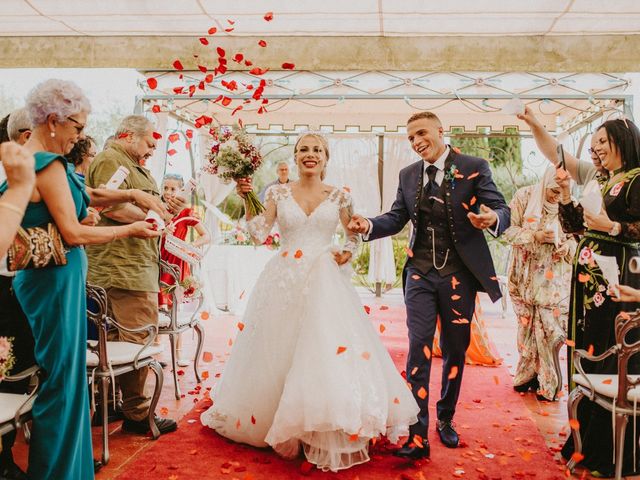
[{"left": 293, "top": 132, "right": 330, "bottom": 180}]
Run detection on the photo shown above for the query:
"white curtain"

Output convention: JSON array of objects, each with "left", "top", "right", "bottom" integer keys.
[
  {"left": 325, "top": 135, "right": 380, "bottom": 218},
  {"left": 366, "top": 136, "right": 417, "bottom": 285},
  {"left": 197, "top": 132, "right": 237, "bottom": 314}
]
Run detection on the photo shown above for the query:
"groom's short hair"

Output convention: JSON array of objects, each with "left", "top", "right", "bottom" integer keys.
[{"left": 407, "top": 111, "right": 441, "bottom": 127}]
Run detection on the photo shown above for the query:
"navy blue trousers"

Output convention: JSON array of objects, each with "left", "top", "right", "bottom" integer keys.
[{"left": 404, "top": 267, "right": 478, "bottom": 438}]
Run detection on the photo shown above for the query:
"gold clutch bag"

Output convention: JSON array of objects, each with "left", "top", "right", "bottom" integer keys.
[{"left": 7, "top": 223, "right": 68, "bottom": 271}]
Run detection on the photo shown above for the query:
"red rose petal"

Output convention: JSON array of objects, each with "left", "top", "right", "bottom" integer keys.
[
  {"left": 152, "top": 132, "right": 162, "bottom": 140},
  {"left": 172, "top": 60, "right": 184, "bottom": 71},
  {"left": 264, "top": 12, "right": 274, "bottom": 21},
  {"left": 281, "top": 62, "right": 295, "bottom": 70},
  {"left": 146, "top": 77, "right": 158, "bottom": 90}
]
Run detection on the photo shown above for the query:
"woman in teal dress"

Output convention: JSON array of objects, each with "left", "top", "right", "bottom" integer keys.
[
  {"left": 1, "top": 79, "right": 162, "bottom": 479},
  {"left": 559, "top": 118, "right": 640, "bottom": 477}
]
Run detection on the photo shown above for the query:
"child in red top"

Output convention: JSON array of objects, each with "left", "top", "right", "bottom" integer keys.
[{"left": 159, "top": 174, "right": 211, "bottom": 365}]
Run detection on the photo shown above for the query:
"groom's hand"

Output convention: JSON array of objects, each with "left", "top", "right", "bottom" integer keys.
[
  {"left": 467, "top": 204, "right": 497, "bottom": 230},
  {"left": 348, "top": 214, "right": 370, "bottom": 234}
]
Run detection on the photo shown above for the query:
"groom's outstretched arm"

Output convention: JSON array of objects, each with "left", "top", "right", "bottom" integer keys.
[
  {"left": 473, "top": 159, "right": 510, "bottom": 237},
  {"left": 365, "top": 176, "right": 411, "bottom": 241}
]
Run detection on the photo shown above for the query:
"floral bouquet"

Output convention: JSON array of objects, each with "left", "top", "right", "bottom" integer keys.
[
  {"left": 205, "top": 126, "right": 265, "bottom": 216},
  {"left": 0, "top": 336, "right": 15, "bottom": 382},
  {"left": 180, "top": 275, "right": 202, "bottom": 300}
]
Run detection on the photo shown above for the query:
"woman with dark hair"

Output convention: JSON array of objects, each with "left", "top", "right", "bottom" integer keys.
[
  {"left": 560, "top": 118, "right": 640, "bottom": 477},
  {"left": 67, "top": 135, "right": 96, "bottom": 181}
]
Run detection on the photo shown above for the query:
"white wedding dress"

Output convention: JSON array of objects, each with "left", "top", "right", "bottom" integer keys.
[{"left": 201, "top": 184, "right": 418, "bottom": 472}]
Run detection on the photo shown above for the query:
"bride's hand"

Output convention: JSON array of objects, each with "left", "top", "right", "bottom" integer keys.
[
  {"left": 236, "top": 178, "right": 252, "bottom": 199},
  {"left": 333, "top": 250, "right": 352, "bottom": 266}
]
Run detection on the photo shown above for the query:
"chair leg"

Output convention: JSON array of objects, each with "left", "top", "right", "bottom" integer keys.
[
  {"left": 148, "top": 361, "right": 164, "bottom": 440},
  {"left": 100, "top": 375, "right": 110, "bottom": 465},
  {"left": 193, "top": 322, "right": 204, "bottom": 384},
  {"left": 551, "top": 336, "right": 565, "bottom": 400},
  {"left": 168, "top": 333, "right": 181, "bottom": 400},
  {"left": 22, "top": 421, "right": 31, "bottom": 444},
  {"left": 614, "top": 413, "right": 628, "bottom": 480},
  {"left": 566, "top": 388, "right": 585, "bottom": 471}
]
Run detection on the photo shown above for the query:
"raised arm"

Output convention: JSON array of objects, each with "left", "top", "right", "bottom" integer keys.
[
  {"left": 0, "top": 142, "right": 35, "bottom": 257},
  {"left": 245, "top": 184, "right": 277, "bottom": 245},
  {"left": 517, "top": 106, "right": 581, "bottom": 180}
]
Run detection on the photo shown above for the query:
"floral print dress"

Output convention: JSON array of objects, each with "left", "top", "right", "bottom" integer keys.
[
  {"left": 560, "top": 169, "right": 640, "bottom": 477},
  {"left": 503, "top": 185, "right": 576, "bottom": 400}
]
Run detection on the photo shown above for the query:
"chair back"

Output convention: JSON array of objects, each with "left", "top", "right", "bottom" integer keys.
[
  {"left": 614, "top": 309, "right": 640, "bottom": 409},
  {"left": 86, "top": 284, "right": 110, "bottom": 371}
]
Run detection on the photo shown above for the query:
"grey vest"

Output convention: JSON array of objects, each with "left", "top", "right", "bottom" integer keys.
[{"left": 408, "top": 179, "right": 464, "bottom": 277}]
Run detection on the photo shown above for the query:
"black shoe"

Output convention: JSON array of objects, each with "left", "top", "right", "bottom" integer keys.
[
  {"left": 122, "top": 415, "right": 177, "bottom": 435},
  {"left": 0, "top": 460, "right": 27, "bottom": 480},
  {"left": 92, "top": 406, "right": 125, "bottom": 426},
  {"left": 393, "top": 440, "right": 430, "bottom": 459},
  {"left": 93, "top": 460, "right": 103, "bottom": 473},
  {"left": 513, "top": 377, "right": 539, "bottom": 393},
  {"left": 436, "top": 419, "right": 459, "bottom": 448}
]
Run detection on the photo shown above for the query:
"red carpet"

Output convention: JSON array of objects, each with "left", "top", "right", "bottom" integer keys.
[{"left": 115, "top": 307, "right": 567, "bottom": 480}]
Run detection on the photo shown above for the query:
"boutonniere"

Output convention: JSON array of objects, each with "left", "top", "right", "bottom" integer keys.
[{"left": 444, "top": 163, "right": 461, "bottom": 189}]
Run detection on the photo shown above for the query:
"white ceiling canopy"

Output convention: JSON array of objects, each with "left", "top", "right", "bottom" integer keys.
[{"left": 1, "top": 0, "right": 639, "bottom": 37}]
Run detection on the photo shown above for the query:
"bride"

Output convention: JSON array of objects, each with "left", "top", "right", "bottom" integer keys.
[{"left": 201, "top": 133, "right": 419, "bottom": 472}]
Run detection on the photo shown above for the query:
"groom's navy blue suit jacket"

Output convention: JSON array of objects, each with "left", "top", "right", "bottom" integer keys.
[{"left": 367, "top": 148, "right": 510, "bottom": 302}]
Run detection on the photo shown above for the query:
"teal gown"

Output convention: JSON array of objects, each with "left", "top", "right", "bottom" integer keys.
[{"left": 0, "top": 152, "right": 94, "bottom": 479}]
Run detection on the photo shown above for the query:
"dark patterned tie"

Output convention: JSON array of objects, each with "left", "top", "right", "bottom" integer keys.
[{"left": 424, "top": 165, "right": 438, "bottom": 202}]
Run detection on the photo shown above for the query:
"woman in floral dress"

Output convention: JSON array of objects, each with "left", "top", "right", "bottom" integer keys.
[
  {"left": 503, "top": 167, "right": 576, "bottom": 400},
  {"left": 559, "top": 118, "right": 640, "bottom": 477}
]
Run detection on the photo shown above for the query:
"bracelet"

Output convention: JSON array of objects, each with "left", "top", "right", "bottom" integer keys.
[{"left": 0, "top": 201, "right": 25, "bottom": 216}]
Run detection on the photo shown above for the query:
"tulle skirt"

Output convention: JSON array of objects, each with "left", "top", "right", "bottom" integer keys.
[{"left": 201, "top": 250, "right": 418, "bottom": 472}]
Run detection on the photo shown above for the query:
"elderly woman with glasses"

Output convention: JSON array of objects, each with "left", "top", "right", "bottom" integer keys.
[{"left": 0, "top": 79, "right": 165, "bottom": 479}]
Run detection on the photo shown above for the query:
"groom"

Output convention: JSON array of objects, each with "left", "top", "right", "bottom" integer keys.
[{"left": 349, "top": 112, "right": 510, "bottom": 458}]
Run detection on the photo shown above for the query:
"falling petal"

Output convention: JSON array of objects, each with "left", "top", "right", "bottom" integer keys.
[
  {"left": 202, "top": 351, "right": 213, "bottom": 362},
  {"left": 379, "top": 305, "right": 389, "bottom": 310},
  {"left": 200, "top": 311, "right": 210, "bottom": 320},
  {"left": 172, "top": 59, "right": 184, "bottom": 70},
  {"left": 448, "top": 366, "right": 459, "bottom": 379},
  {"left": 363, "top": 305, "right": 371, "bottom": 314},
  {"left": 237, "top": 322, "right": 245, "bottom": 331},
  {"left": 151, "top": 105, "right": 161, "bottom": 113},
  {"left": 545, "top": 270, "right": 554, "bottom": 280},
  {"left": 168, "top": 133, "right": 180, "bottom": 143},
  {"left": 264, "top": 11, "right": 274, "bottom": 21},
  {"left": 294, "top": 250, "right": 303, "bottom": 259},
  {"left": 470, "top": 196, "right": 477, "bottom": 206},
  {"left": 417, "top": 386, "right": 428, "bottom": 399},
  {"left": 467, "top": 172, "right": 479, "bottom": 179},
  {"left": 379, "top": 324, "right": 386, "bottom": 334},
  {"left": 199, "top": 37, "right": 209, "bottom": 45},
  {"left": 565, "top": 339, "right": 575, "bottom": 347},
  {"left": 258, "top": 40, "right": 267, "bottom": 47},
  {"left": 152, "top": 132, "right": 162, "bottom": 140},
  {"left": 167, "top": 149, "right": 177, "bottom": 156},
  {"left": 423, "top": 345, "right": 431, "bottom": 359},
  {"left": 146, "top": 77, "right": 158, "bottom": 89},
  {"left": 451, "top": 294, "right": 461, "bottom": 301},
  {"left": 249, "top": 67, "right": 269, "bottom": 75},
  {"left": 336, "top": 346, "right": 347, "bottom": 355},
  {"left": 281, "top": 62, "right": 295, "bottom": 70},
  {"left": 361, "top": 351, "right": 371, "bottom": 360},
  {"left": 568, "top": 419, "right": 580, "bottom": 430},
  {"left": 208, "top": 27, "right": 217, "bottom": 35}
]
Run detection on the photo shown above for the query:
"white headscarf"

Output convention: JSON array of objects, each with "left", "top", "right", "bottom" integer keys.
[{"left": 522, "top": 167, "right": 562, "bottom": 230}]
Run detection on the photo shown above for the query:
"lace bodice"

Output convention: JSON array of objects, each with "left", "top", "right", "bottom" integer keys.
[{"left": 247, "top": 183, "right": 359, "bottom": 255}]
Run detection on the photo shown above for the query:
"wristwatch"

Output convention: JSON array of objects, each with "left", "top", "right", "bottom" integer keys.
[{"left": 609, "top": 221, "right": 622, "bottom": 237}]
